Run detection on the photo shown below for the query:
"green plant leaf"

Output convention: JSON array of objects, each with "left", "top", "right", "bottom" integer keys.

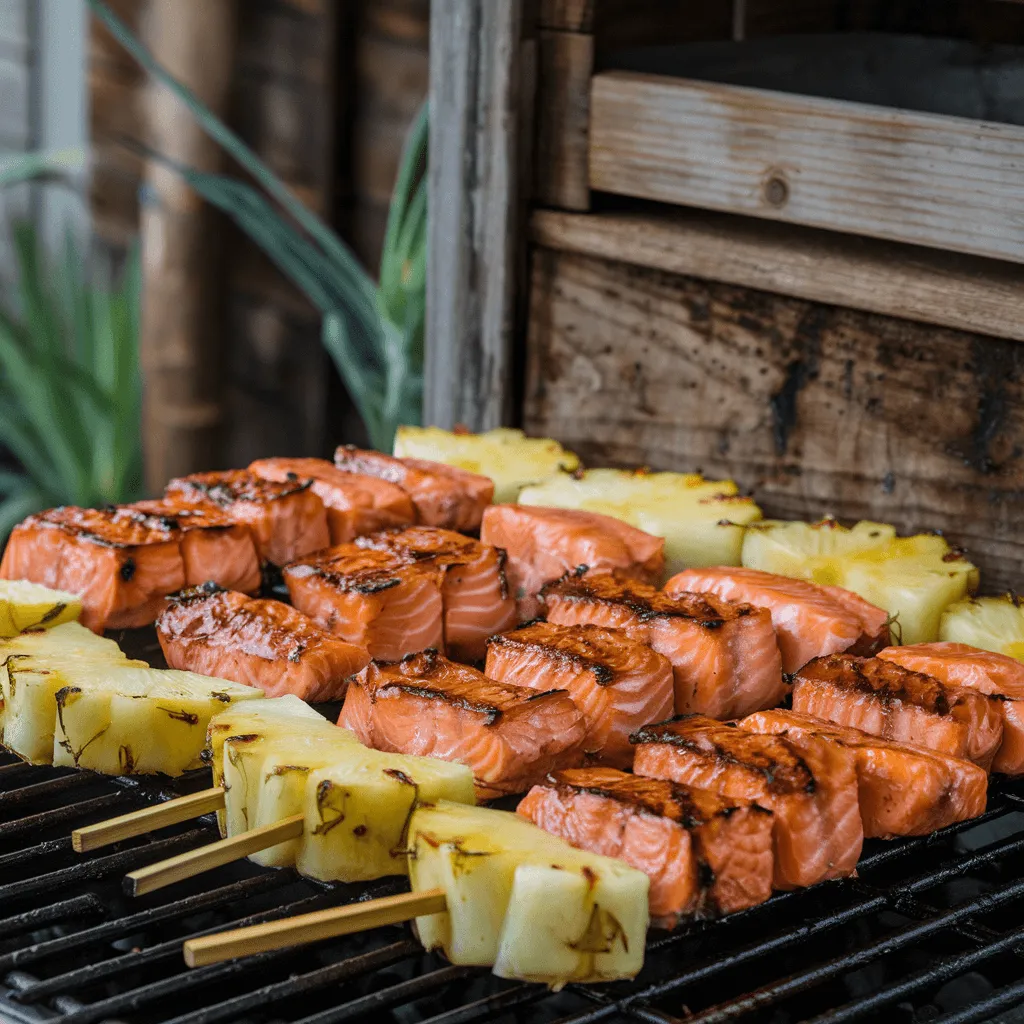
[
  {"left": 0, "top": 148, "right": 84, "bottom": 189},
  {"left": 0, "top": 484, "right": 48, "bottom": 541}
]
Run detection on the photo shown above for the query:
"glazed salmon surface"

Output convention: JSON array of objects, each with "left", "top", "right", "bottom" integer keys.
[
  {"left": 284, "top": 545, "right": 444, "bottom": 660},
  {"left": 157, "top": 583, "right": 369, "bottom": 701},
  {"left": 518, "top": 767, "right": 773, "bottom": 924},
  {"left": 741, "top": 708, "right": 987, "bottom": 837},
  {"left": 166, "top": 469, "right": 330, "bottom": 566},
  {"left": 484, "top": 621, "right": 673, "bottom": 767},
  {"left": 480, "top": 504, "right": 665, "bottom": 621},
  {"left": 249, "top": 457, "right": 414, "bottom": 543},
  {"left": 356, "top": 527, "right": 516, "bottom": 661},
  {"left": 543, "top": 572, "right": 785, "bottom": 718},
  {"left": 793, "top": 654, "right": 1003, "bottom": 770},
  {"left": 665, "top": 566, "right": 888, "bottom": 673},
  {"left": 333, "top": 446, "right": 493, "bottom": 532},
  {"left": 338, "top": 650, "right": 585, "bottom": 797},
  {"left": 880, "top": 642, "right": 1024, "bottom": 775},
  {"left": 631, "top": 715, "right": 863, "bottom": 889}
]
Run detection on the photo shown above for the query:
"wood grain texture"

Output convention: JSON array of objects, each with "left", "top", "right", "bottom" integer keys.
[
  {"left": 524, "top": 248, "right": 1024, "bottom": 593},
  {"left": 425, "top": 0, "right": 534, "bottom": 430},
  {"left": 589, "top": 71, "right": 1024, "bottom": 264},
  {"left": 531, "top": 208, "right": 1024, "bottom": 343}
]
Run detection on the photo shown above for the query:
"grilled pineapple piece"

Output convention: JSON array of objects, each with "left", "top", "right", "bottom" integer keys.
[
  {"left": 940, "top": 595, "right": 1024, "bottom": 662},
  {"left": 409, "top": 801, "right": 648, "bottom": 986},
  {"left": 0, "top": 579, "right": 81, "bottom": 636},
  {"left": 742, "top": 519, "right": 978, "bottom": 645},
  {"left": 393, "top": 426, "right": 579, "bottom": 503},
  {"left": 51, "top": 667, "right": 261, "bottom": 776},
  {"left": 518, "top": 468, "right": 762, "bottom": 575}
]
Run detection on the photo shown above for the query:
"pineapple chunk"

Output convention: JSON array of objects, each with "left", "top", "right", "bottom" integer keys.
[
  {"left": 0, "top": 579, "right": 81, "bottom": 636},
  {"left": 51, "top": 667, "right": 261, "bottom": 776},
  {"left": 741, "top": 519, "right": 978, "bottom": 645},
  {"left": 940, "top": 595, "right": 1024, "bottom": 662},
  {"left": 393, "top": 426, "right": 579, "bottom": 503},
  {"left": 408, "top": 801, "right": 648, "bottom": 985},
  {"left": 518, "top": 468, "right": 762, "bottom": 575}
]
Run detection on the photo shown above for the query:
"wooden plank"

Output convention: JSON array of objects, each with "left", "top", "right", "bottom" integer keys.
[
  {"left": 524, "top": 248, "right": 1024, "bottom": 594},
  {"left": 425, "top": 0, "right": 535, "bottom": 430},
  {"left": 534, "top": 29, "right": 592, "bottom": 210},
  {"left": 539, "top": 0, "right": 594, "bottom": 32},
  {"left": 530, "top": 208, "right": 1024, "bottom": 343},
  {"left": 589, "top": 71, "right": 1024, "bottom": 264}
]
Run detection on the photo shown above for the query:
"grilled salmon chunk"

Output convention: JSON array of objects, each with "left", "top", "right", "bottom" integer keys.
[
  {"left": 485, "top": 621, "right": 673, "bottom": 767},
  {"left": 543, "top": 572, "right": 785, "bottom": 719},
  {"left": 632, "top": 715, "right": 862, "bottom": 889},
  {"left": 338, "top": 650, "right": 585, "bottom": 798},
  {"left": 879, "top": 642, "right": 1024, "bottom": 775},
  {"left": 792, "top": 654, "right": 1003, "bottom": 770},
  {"left": 249, "top": 457, "right": 414, "bottom": 544},
  {"left": 518, "top": 767, "right": 773, "bottom": 925},
  {"left": 157, "top": 583, "right": 369, "bottom": 701},
  {"left": 665, "top": 567, "right": 889, "bottom": 673},
  {"left": 284, "top": 545, "right": 444, "bottom": 660},
  {"left": 356, "top": 527, "right": 516, "bottom": 661},
  {"left": 481, "top": 504, "right": 666, "bottom": 621},
  {"left": 334, "top": 445, "right": 493, "bottom": 532},
  {"left": 0, "top": 503, "right": 259, "bottom": 632},
  {"left": 166, "top": 469, "right": 330, "bottom": 566},
  {"left": 742, "top": 708, "right": 987, "bottom": 837}
]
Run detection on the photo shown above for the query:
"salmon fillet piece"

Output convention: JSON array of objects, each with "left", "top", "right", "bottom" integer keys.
[
  {"left": 665, "top": 567, "right": 888, "bottom": 673},
  {"left": 879, "top": 642, "right": 1024, "bottom": 776},
  {"left": 166, "top": 469, "right": 330, "bottom": 566},
  {"left": 518, "top": 767, "right": 773, "bottom": 925},
  {"left": 355, "top": 526, "right": 516, "bottom": 661},
  {"left": 480, "top": 504, "right": 666, "bottom": 621},
  {"left": 338, "top": 650, "right": 585, "bottom": 797},
  {"left": 792, "top": 654, "right": 1003, "bottom": 771},
  {"left": 249, "top": 457, "right": 414, "bottom": 544},
  {"left": 333, "top": 446, "right": 493, "bottom": 532},
  {"left": 284, "top": 545, "right": 444, "bottom": 660},
  {"left": 742, "top": 708, "right": 987, "bottom": 837},
  {"left": 543, "top": 572, "right": 785, "bottom": 718},
  {"left": 632, "top": 715, "right": 863, "bottom": 889},
  {"left": 484, "top": 621, "right": 673, "bottom": 768},
  {"left": 157, "top": 583, "right": 369, "bottom": 701}
]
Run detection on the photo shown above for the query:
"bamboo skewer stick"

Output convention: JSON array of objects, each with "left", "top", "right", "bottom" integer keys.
[
  {"left": 125, "top": 813, "right": 304, "bottom": 897},
  {"left": 183, "top": 887, "right": 448, "bottom": 967},
  {"left": 73, "top": 787, "right": 226, "bottom": 853}
]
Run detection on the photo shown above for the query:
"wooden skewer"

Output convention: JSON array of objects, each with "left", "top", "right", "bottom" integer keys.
[
  {"left": 183, "top": 887, "right": 448, "bottom": 967},
  {"left": 125, "top": 813, "right": 305, "bottom": 897},
  {"left": 73, "top": 787, "right": 226, "bottom": 853}
]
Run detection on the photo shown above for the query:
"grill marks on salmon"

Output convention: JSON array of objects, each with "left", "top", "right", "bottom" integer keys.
[
  {"left": 480, "top": 505, "right": 665, "bottom": 621},
  {"left": 156, "top": 583, "right": 369, "bottom": 701},
  {"left": 166, "top": 469, "right": 330, "bottom": 566},
  {"left": 333, "top": 446, "right": 493, "bottom": 532},
  {"left": 741, "top": 708, "right": 987, "bottom": 837},
  {"left": 518, "top": 767, "right": 773, "bottom": 925},
  {"left": 631, "top": 715, "right": 862, "bottom": 889},
  {"left": 338, "top": 650, "right": 585, "bottom": 798},
  {"left": 356, "top": 527, "right": 516, "bottom": 662},
  {"left": 0, "top": 503, "right": 260, "bottom": 632},
  {"left": 543, "top": 572, "right": 785, "bottom": 719},
  {"left": 665, "top": 566, "right": 889, "bottom": 673},
  {"left": 249, "top": 457, "right": 414, "bottom": 544},
  {"left": 484, "top": 621, "right": 673, "bottom": 768},
  {"left": 879, "top": 642, "right": 1024, "bottom": 776},
  {"left": 792, "top": 654, "right": 1003, "bottom": 771},
  {"left": 284, "top": 546, "right": 444, "bottom": 660}
]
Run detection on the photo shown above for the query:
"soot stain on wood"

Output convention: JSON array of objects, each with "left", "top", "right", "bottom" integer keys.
[
  {"left": 769, "top": 308, "right": 825, "bottom": 456},
  {"left": 945, "top": 339, "right": 1014, "bottom": 475}
]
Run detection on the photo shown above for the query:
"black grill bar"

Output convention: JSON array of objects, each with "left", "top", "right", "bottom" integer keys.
[
  {"left": 417, "top": 985, "right": 546, "bottom": 1024},
  {"left": 0, "top": 792, "right": 126, "bottom": 841},
  {"left": 931, "top": 977, "right": 1024, "bottom": 1024},
  {"left": 0, "top": 772, "right": 97, "bottom": 810},
  {"left": 0, "top": 896, "right": 106, "bottom": 940},
  {"left": 0, "top": 834, "right": 73, "bottom": 869}
]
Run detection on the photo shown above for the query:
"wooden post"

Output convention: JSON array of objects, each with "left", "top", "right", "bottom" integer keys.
[
  {"left": 140, "top": 0, "right": 238, "bottom": 490},
  {"left": 424, "top": 0, "right": 536, "bottom": 431}
]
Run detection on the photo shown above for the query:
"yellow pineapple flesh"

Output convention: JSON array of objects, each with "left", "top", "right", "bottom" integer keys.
[
  {"left": 0, "top": 579, "right": 81, "bottom": 636},
  {"left": 940, "top": 595, "right": 1024, "bottom": 662}
]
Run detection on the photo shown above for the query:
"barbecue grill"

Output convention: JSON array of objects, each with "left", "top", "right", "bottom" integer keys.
[{"left": 4, "top": 629, "right": 1024, "bottom": 1024}]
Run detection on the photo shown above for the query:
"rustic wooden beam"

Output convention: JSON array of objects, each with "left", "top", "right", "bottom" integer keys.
[
  {"left": 424, "top": 0, "right": 535, "bottom": 431},
  {"left": 140, "top": 0, "right": 238, "bottom": 489}
]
